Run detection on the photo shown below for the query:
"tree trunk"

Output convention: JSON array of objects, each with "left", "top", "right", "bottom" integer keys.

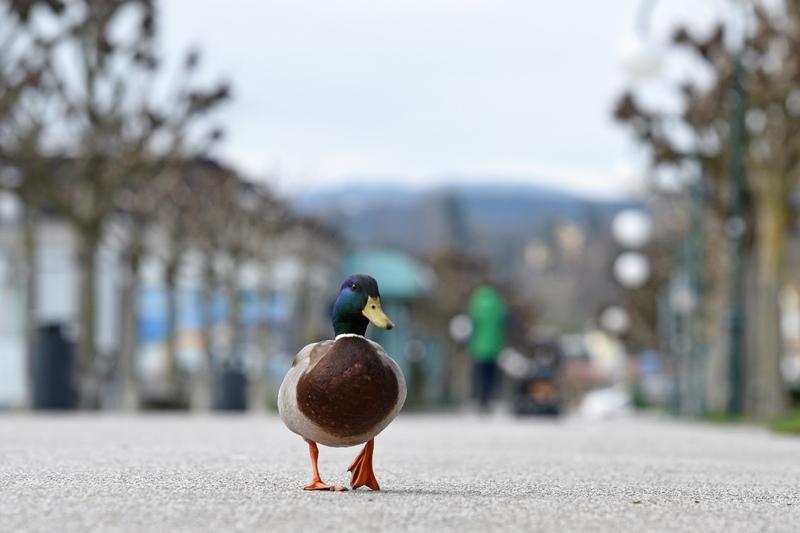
[
  {"left": 191, "top": 255, "right": 216, "bottom": 410},
  {"left": 248, "top": 275, "right": 271, "bottom": 412},
  {"left": 296, "top": 271, "right": 317, "bottom": 348},
  {"left": 752, "top": 172, "right": 788, "bottom": 417},
  {"left": 21, "top": 204, "right": 38, "bottom": 409},
  {"left": 226, "top": 262, "right": 242, "bottom": 368},
  {"left": 164, "top": 256, "right": 182, "bottom": 403},
  {"left": 702, "top": 211, "right": 729, "bottom": 414},
  {"left": 118, "top": 229, "right": 142, "bottom": 411},
  {"left": 76, "top": 228, "right": 100, "bottom": 409}
]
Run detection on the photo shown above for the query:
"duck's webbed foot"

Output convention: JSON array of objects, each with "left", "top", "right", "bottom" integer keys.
[
  {"left": 304, "top": 480, "right": 346, "bottom": 491},
  {"left": 304, "top": 441, "right": 347, "bottom": 491},
  {"left": 348, "top": 438, "right": 380, "bottom": 490}
]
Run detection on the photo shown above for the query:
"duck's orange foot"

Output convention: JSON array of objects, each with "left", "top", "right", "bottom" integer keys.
[
  {"left": 304, "top": 481, "right": 347, "bottom": 491},
  {"left": 303, "top": 440, "right": 347, "bottom": 491},
  {"left": 348, "top": 438, "right": 380, "bottom": 490}
]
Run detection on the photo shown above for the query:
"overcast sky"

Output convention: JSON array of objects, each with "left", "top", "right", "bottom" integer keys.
[{"left": 160, "top": 0, "right": 727, "bottom": 199}]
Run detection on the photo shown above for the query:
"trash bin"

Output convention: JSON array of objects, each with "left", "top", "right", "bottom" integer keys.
[
  {"left": 214, "top": 368, "right": 247, "bottom": 411},
  {"left": 33, "top": 323, "right": 77, "bottom": 409}
]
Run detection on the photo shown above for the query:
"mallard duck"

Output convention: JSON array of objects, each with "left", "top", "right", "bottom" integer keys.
[{"left": 278, "top": 274, "right": 406, "bottom": 491}]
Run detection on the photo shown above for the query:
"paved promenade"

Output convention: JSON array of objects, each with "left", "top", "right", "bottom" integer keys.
[{"left": 1, "top": 413, "right": 798, "bottom": 532}]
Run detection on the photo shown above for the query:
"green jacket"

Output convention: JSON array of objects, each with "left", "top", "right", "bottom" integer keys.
[{"left": 468, "top": 286, "right": 507, "bottom": 362}]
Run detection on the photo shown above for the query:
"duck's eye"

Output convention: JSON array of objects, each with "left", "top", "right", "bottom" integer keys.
[
  {"left": 371, "top": 304, "right": 376, "bottom": 309},
  {"left": 350, "top": 284, "right": 358, "bottom": 291}
]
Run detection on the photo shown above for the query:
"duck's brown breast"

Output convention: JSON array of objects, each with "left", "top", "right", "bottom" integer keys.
[{"left": 296, "top": 336, "right": 398, "bottom": 438}]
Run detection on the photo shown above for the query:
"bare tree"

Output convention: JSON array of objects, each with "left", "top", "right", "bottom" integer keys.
[
  {"left": 0, "top": 0, "right": 230, "bottom": 407},
  {"left": 0, "top": 0, "right": 65, "bottom": 408},
  {"left": 113, "top": 108, "right": 227, "bottom": 410},
  {"left": 182, "top": 162, "right": 286, "bottom": 409},
  {"left": 615, "top": 2, "right": 800, "bottom": 416}
]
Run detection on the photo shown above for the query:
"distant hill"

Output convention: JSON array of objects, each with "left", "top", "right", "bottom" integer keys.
[{"left": 292, "top": 182, "right": 639, "bottom": 262}]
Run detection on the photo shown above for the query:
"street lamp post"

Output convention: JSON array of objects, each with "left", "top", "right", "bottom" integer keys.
[
  {"left": 726, "top": 56, "right": 747, "bottom": 416},
  {"left": 686, "top": 157, "right": 707, "bottom": 416}
]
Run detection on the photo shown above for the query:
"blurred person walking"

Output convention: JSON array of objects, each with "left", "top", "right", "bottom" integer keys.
[{"left": 468, "top": 286, "right": 507, "bottom": 412}]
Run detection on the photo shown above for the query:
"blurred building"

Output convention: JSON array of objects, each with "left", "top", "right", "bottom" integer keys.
[{"left": 0, "top": 167, "right": 343, "bottom": 408}]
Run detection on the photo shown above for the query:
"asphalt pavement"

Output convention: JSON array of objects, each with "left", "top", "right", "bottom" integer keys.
[{"left": 1, "top": 413, "right": 798, "bottom": 532}]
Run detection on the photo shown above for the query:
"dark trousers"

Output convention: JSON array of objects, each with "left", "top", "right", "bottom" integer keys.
[{"left": 475, "top": 360, "right": 498, "bottom": 407}]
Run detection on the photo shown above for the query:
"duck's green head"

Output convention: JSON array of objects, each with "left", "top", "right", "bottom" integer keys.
[{"left": 332, "top": 274, "right": 394, "bottom": 336}]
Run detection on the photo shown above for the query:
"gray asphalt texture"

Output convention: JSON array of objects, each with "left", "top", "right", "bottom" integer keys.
[{"left": 1, "top": 413, "right": 799, "bottom": 533}]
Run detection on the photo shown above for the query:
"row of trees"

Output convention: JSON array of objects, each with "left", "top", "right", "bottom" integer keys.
[
  {"left": 0, "top": 0, "right": 320, "bottom": 410},
  {"left": 615, "top": 0, "right": 800, "bottom": 416}
]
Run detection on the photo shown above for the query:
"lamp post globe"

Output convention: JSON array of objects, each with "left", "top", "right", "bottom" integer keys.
[
  {"left": 0, "top": 192, "right": 20, "bottom": 225},
  {"left": 613, "top": 251, "right": 651, "bottom": 289},
  {"left": 619, "top": 33, "right": 663, "bottom": 81},
  {"left": 448, "top": 314, "right": 472, "bottom": 343},
  {"left": 600, "top": 305, "right": 631, "bottom": 335},
  {"left": 612, "top": 208, "right": 653, "bottom": 249}
]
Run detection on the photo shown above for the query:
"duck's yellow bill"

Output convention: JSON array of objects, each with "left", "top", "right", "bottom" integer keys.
[{"left": 362, "top": 296, "right": 394, "bottom": 330}]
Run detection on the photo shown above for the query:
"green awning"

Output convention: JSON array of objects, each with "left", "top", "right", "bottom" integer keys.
[{"left": 341, "top": 249, "right": 434, "bottom": 300}]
